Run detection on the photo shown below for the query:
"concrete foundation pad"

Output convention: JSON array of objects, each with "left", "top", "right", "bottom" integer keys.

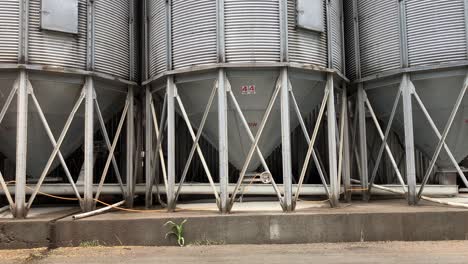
[
  {"left": 2, "top": 200, "right": 468, "bottom": 248},
  {"left": 0, "top": 207, "right": 80, "bottom": 249}
]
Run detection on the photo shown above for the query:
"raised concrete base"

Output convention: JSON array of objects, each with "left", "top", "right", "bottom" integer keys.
[{"left": 1, "top": 200, "right": 468, "bottom": 248}]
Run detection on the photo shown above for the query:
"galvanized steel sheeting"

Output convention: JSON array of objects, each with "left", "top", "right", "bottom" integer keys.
[
  {"left": 343, "top": 0, "right": 356, "bottom": 79},
  {"left": 330, "top": 0, "right": 343, "bottom": 71},
  {"left": 149, "top": 0, "right": 167, "bottom": 76},
  {"left": 172, "top": 0, "right": 217, "bottom": 69},
  {"left": 287, "top": 0, "right": 328, "bottom": 67},
  {"left": 406, "top": 0, "right": 467, "bottom": 67},
  {"left": 0, "top": 0, "right": 19, "bottom": 63},
  {"left": 225, "top": 0, "right": 281, "bottom": 62},
  {"left": 95, "top": 0, "right": 131, "bottom": 79},
  {"left": 357, "top": 0, "right": 401, "bottom": 77},
  {"left": 28, "top": 0, "right": 88, "bottom": 69}
]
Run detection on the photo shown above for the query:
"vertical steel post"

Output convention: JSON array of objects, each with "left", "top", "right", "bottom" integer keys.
[
  {"left": 342, "top": 85, "right": 352, "bottom": 202},
  {"left": 327, "top": 74, "right": 339, "bottom": 206},
  {"left": 83, "top": 76, "right": 94, "bottom": 212},
  {"left": 280, "top": 68, "right": 292, "bottom": 211},
  {"left": 15, "top": 0, "right": 29, "bottom": 218},
  {"left": 401, "top": 74, "right": 417, "bottom": 205},
  {"left": 218, "top": 69, "right": 229, "bottom": 213},
  {"left": 126, "top": 86, "right": 135, "bottom": 207},
  {"left": 166, "top": 76, "right": 176, "bottom": 211},
  {"left": 217, "top": 0, "right": 227, "bottom": 212},
  {"left": 145, "top": 87, "right": 153, "bottom": 207},
  {"left": 357, "top": 83, "right": 368, "bottom": 201},
  {"left": 127, "top": 0, "right": 136, "bottom": 208},
  {"left": 14, "top": 70, "right": 28, "bottom": 218}
]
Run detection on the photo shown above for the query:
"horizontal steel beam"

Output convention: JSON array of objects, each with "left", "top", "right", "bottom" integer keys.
[
  {"left": 142, "top": 62, "right": 349, "bottom": 86},
  {"left": 0, "top": 63, "right": 137, "bottom": 86},
  {"left": 0, "top": 184, "right": 457, "bottom": 197}
]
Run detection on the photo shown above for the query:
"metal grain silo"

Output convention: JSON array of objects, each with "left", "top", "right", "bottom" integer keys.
[
  {"left": 144, "top": 0, "right": 349, "bottom": 212},
  {"left": 344, "top": 0, "right": 468, "bottom": 205},
  {"left": 0, "top": 0, "right": 138, "bottom": 217}
]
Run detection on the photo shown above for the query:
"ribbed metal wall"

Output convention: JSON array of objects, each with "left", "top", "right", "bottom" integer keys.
[
  {"left": 95, "top": 0, "right": 131, "bottom": 79},
  {"left": 357, "top": 0, "right": 400, "bottom": 77},
  {"left": 343, "top": 0, "right": 356, "bottom": 80},
  {"left": 287, "top": 0, "right": 328, "bottom": 67},
  {"left": 171, "top": 0, "right": 217, "bottom": 69},
  {"left": 225, "top": 0, "right": 281, "bottom": 62},
  {"left": 28, "top": 0, "right": 87, "bottom": 69},
  {"left": 330, "top": 0, "right": 343, "bottom": 71},
  {"left": 0, "top": 0, "right": 19, "bottom": 63},
  {"left": 406, "top": 0, "right": 467, "bottom": 67},
  {"left": 149, "top": 0, "right": 167, "bottom": 76}
]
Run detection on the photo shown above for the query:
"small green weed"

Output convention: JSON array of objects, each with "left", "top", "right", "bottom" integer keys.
[
  {"left": 78, "top": 240, "right": 101, "bottom": 247},
  {"left": 164, "top": 219, "right": 187, "bottom": 247}
]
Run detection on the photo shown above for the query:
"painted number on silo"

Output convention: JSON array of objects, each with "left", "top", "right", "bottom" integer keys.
[{"left": 241, "top": 85, "right": 256, "bottom": 95}]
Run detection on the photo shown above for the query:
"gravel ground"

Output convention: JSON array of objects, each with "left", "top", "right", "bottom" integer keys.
[{"left": 2, "top": 241, "right": 468, "bottom": 264}]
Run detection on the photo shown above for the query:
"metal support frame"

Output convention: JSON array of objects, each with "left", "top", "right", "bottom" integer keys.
[
  {"left": 341, "top": 85, "right": 352, "bottom": 202},
  {"left": 326, "top": 74, "right": 339, "bottom": 206},
  {"left": 218, "top": 69, "right": 229, "bottom": 212},
  {"left": 14, "top": 70, "right": 28, "bottom": 218},
  {"left": 166, "top": 76, "right": 176, "bottom": 211},
  {"left": 173, "top": 82, "right": 220, "bottom": 206},
  {"left": 401, "top": 74, "right": 417, "bottom": 204},
  {"left": 356, "top": 71, "right": 468, "bottom": 206},
  {"left": 83, "top": 76, "right": 95, "bottom": 211},
  {"left": 357, "top": 84, "right": 368, "bottom": 201},
  {"left": 280, "top": 68, "right": 293, "bottom": 211},
  {"left": 145, "top": 86, "right": 153, "bottom": 207},
  {"left": 227, "top": 75, "right": 283, "bottom": 212},
  {"left": 292, "top": 73, "right": 341, "bottom": 208},
  {"left": 417, "top": 73, "right": 468, "bottom": 200},
  {"left": 126, "top": 86, "right": 135, "bottom": 207},
  {"left": 226, "top": 79, "right": 283, "bottom": 206}
]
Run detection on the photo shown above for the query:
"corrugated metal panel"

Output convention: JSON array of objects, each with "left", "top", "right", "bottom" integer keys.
[
  {"left": 132, "top": 0, "right": 138, "bottom": 81},
  {"left": 0, "top": 0, "right": 19, "bottom": 63},
  {"left": 149, "top": 0, "right": 167, "bottom": 76},
  {"left": 330, "top": 0, "right": 342, "bottom": 72},
  {"left": 28, "top": 0, "right": 87, "bottom": 69},
  {"left": 225, "top": 0, "right": 280, "bottom": 62},
  {"left": 357, "top": 0, "right": 400, "bottom": 76},
  {"left": 343, "top": 0, "right": 356, "bottom": 80},
  {"left": 288, "top": 0, "right": 327, "bottom": 67},
  {"left": 95, "top": 0, "right": 130, "bottom": 79},
  {"left": 406, "top": 0, "right": 467, "bottom": 67},
  {"left": 171, "top": 0, "right": 217, "bottom": 69}
]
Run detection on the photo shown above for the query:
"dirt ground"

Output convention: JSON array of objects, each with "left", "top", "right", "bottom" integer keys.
[{"left": 2, "top": 241, "right": 468, "bottom": 264}]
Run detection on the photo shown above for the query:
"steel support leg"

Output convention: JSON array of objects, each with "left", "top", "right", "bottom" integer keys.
[
  {"left": 83, "top": 77, "right": 95, "bottom": 212},
  {"left": 167, "top": 76, "right": 176, "bottom": 211},
  {"left": 218, "top": 69, "right": 229, "bottom": 213},
  {"left": 126, "top": 85, "right": 135, "bottom": 207},
  {"left": 342, "top": 85, "right": 352, "bottom": 202},
  {"left": 401, "top": 74, "right": 417, "bottom": 205},
  {"left": 14, "top": 70, "right": 28, "bottom": 218},
  {"left": 357, "top": 84, "right": 369, "bottom": 201},
  {"left": 145, "top": 86, "right": 153, "bottom": 208},
  {"left": 280, "top": 68, "right": 293, "bottom": 211},
  {"left": 327, "top": 74, "right": 339, "bottom": 207}
]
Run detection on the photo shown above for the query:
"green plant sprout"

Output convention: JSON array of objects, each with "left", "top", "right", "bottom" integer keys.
[{"left": 164, "top": 219, "right": 187, "bottom": 247}]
